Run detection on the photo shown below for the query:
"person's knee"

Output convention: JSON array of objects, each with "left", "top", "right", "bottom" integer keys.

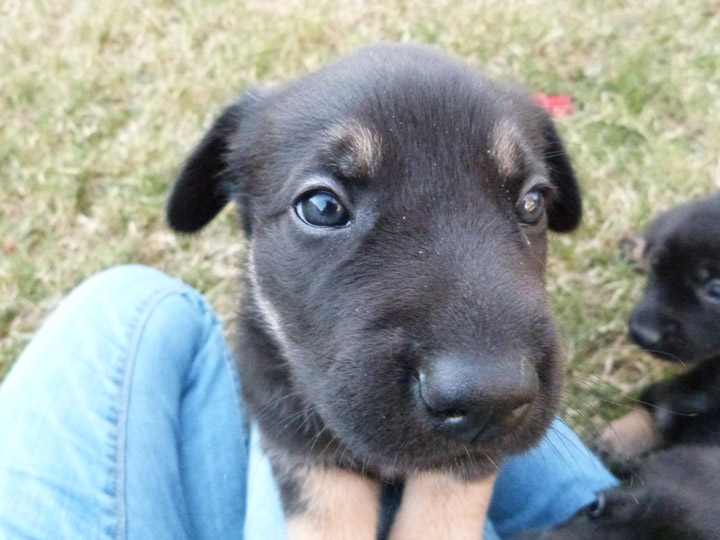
[
  {"left": 59, "top": 265, "right": 215, "bottom": 333},
  {"left": 68, "top": 265, "right": 188, "bottom": 308},
  {"left": 82, "top": 265, "right": 177, "bottom": 295}
]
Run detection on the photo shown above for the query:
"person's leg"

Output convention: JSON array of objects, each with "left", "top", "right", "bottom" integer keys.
[
  {"left": 0, "top": 265, "right": 248, "bottom": 540},
  {"left": 488, "top": 419, "right": 618, "bottom": 537},
  {"left": 244, "top": 426, "right": 287, "bottom": 539}
]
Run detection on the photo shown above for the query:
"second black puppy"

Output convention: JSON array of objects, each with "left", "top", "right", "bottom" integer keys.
[
  {"left": 598, "top": 192, "right": 720, "bottom": 457},
  {"left": 167, "top": 44, "right": 582, "bottom": 539},
  {"left": 538, "top": 446, "right": 720, "bottom": 540}
]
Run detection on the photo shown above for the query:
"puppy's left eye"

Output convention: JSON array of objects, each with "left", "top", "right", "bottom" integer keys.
[
  {"left": 516, "top": 189, "right": 545, "bottom": 224},
  {"left": 295, "top": 190, "right": 351, "bottom": 228}
]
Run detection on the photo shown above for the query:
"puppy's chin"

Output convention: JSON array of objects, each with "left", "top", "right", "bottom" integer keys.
[{"left": 340, "top": 401, "right": 556, "bottom": 479}]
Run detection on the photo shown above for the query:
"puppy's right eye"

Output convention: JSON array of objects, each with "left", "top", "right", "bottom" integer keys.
[
  {"left": 294, "top": 190, "right": 351, "bottom": 228},
  {"left": 706, "top": 279, "right": 720, "bottom": 301}
]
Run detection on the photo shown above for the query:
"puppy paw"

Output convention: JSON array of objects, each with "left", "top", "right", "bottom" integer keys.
[
  {"left": 285, "top": 466, "right": 381, "bottom": 540},
  {"left": 389, "top": 472, "right": 495, "bottom": 540},
  {"left": 592, "top": 409, "right": 661, "bottom": 462}
]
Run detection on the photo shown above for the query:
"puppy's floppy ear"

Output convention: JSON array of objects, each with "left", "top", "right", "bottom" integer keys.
[
  {"left": 167, "top": 93, "right": 259, "bottom": 233},
  {"left": 167, "top": 103, "right": 241, "bottom": 233},
  {"left": 541, "top": 116, "right": 582, "bottom": 233}
]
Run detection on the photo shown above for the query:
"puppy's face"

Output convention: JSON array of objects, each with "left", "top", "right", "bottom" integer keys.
[
  {"left": 629, "top": 194, "right": 720, "bottom": 362},
  {"left": 168, "top": 44, "right": 581, "bottom": 474}
]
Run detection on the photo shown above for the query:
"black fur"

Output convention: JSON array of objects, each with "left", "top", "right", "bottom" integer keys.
[
  {"left": 167, "top": 103, "right": 241, "bottom": 233},
  {"left": 629, "top": 192, "right": 720, "bottom": 447},
  {"left": 167, "top": 43, "right": 582, "bottom": 510},
  {"left": 537, "top": 446, "right": 720, "bottom": 540},
  {"left": 640, "top": 359, "right": 720, "bottom": 446}
]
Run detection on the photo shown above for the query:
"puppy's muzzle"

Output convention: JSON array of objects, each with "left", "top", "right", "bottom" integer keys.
[{"left": 416, "top": 354, "right": 538, "bottom": 444}]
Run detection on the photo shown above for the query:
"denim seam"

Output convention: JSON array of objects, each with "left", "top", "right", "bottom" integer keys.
[
  {"left": 220, "top": 330, "right": 245, "bottom": 446},
  {"left": 114, "top": 285, "right": 194, "bottom": 540}
]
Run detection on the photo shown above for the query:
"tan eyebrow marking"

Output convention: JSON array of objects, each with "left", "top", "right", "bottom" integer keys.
[
  {"left": 489, "top": 118, "right": 525, "bottom": 179},
  {"left": 325, "top": 120, "right": 382, "bottom": 179}
]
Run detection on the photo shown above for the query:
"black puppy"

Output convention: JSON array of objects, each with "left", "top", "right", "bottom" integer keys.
[
  {"left": 167, "top": 43, "right": 581, "bottom": 539},
  {"left": 598, "top": 193, "right": 720, "bottom": 458},
  {"left": 536, "top": 446, "right": 720, "bottom": 540}
]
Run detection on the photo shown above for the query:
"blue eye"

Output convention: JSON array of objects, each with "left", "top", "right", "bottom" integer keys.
[
  {"left": 295, "top": 190, "right": 351, "bottom": 228},
  {"left": 516, "top": 189, "right": 545, "bottom": 224},
  {"left": 707, "top": 279, "right": 720, "bottom": 300}
]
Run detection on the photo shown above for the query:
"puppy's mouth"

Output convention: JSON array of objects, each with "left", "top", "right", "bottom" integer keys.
[
  {"left": 315, "top": 353, "right": 557, "bottom": 477},
  {"left": 346, "top": 401, "right": 539, "bottom": 478}
]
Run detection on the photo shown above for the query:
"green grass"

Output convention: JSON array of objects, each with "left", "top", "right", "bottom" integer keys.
[{"left": 2, "top": 0, "right": 719, "bottom": 437}]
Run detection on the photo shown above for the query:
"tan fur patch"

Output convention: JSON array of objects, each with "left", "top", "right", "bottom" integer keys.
[
  {"left": 596, "top": 408, "right": 662, "bottom": 459},
  {"left": 389, "top": 472, "right": 497, "bottom": 540},
  {"left": 286, "top": 466, "right": 381, "bottom": 540},
  {"left": 490, "top": 118, "right": 524, "bottom": 179},
  {"left": 326, "top": 120, "right": 382, "bottom": 177},
  {"left": 246, "top": 244, "right": 293, "bottom": 356}
]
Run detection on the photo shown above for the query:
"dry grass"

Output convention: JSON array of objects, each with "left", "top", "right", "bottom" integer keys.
[{"left": 2, "top": 0, "right": 719, "bottom": 438}]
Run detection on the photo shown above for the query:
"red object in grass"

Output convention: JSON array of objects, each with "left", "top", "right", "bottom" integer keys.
[{"left": 533, "top": 93, "right": 574, "bottom": 118}]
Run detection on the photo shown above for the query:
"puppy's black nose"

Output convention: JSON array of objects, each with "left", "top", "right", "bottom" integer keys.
[
  {"left": 417, "top": 354, "right": 538, "bottom": 443},
  {"left": 629, "top": 321, "right": 663, "bottom": 350}
]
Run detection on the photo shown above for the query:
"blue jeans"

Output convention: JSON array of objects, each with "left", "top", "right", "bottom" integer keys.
[{"left": 0, "top": 266, "right": 616, "bottom": 539}]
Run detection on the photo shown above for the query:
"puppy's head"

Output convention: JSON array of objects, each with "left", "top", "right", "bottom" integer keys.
[
  {"left": 168, "top": 44, "right": 581, "bottom": 475},
  {"left": 628, "top": 193, "right": 720, "bottom": 362}
]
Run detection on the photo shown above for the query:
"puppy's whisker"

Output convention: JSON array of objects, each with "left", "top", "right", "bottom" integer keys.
[
  {"left": 558, "top": 398, "right": 604, "bottom": 438},
  {"left": 462, "top": 444, "right": 481, "bottom": 476},
  {"left": 539, "top": 429, "right": 565, "bottom": 464},
  {"left": 480, "top": 450, "right": 501, "bottom": 473},
  {"left": 565, "top": 374, "right": 626, "bottom": 397},
  {"left": 316, "top": 431, "right": 338, "bottom": 462},
  {"left": 626, "top": 400, "right": 698, "bottom": 417},
  {"left": 571, "top": 342, "right": 687, "bottom": 364},
  {"left": 540, "top": 149, "right": 571, "bottom": 160},
  {"left": 253, "top": 389, "right": 307, "bottom": 420},
  {"left": 571, "top": 375, "right": 676, "bottom": 416},
  {"left": 565, "top": 381, "right": 698, "bottom": 418},
  {"left": 549, "top": 419, "right": 604, "bottom": 472},
  {"left": 304, "top": 425, "right": 328, "bottom": 457},
  {"left": 563, "top": 384, "right": 639, "bottom": 411},
  {"left": 634, "top": 349, "right": 686, "bottom": 364},
  {"left": 255, "top": 392, "right": 302, "bottom": 421},
  {"left": 559, "top": 139, "right": 612, "bottom": 156},
  {"left": 268, "top": 404, "right": 320, "bottom": 440},
  {"left": 334, "top": 437, "right": 353, "bottom": 469}
]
